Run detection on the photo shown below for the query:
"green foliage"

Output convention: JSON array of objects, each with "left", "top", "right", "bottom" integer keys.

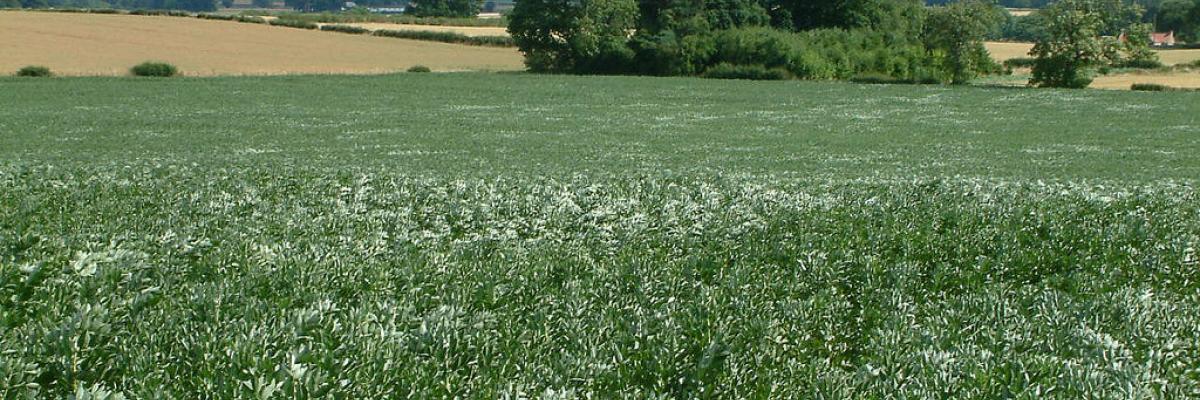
[
  {"left": 508, "top": 0, "right": 638, "bottom": 73},
  {"left": 844, "top": 70, "right": 936, "bottom": 84},
  {"left": 268, "top": 18, "right": 318, "bottom": 28},
  {"left": 195, "top": 12, "right": 234, "bottom": 20},
  {"left": 319, "top": 24, "right": 370, "bottom": 34},
  {"left": 406, "top": 0, "right": 481, "bottom": 17},
  {"left": 129, "top": 61, "right": 179, "bottom": 77},
  {"left": 283, "top": 0, "right": 340, "bottom": 12},
  {"left": 509, "top": 0, "right": 938, "bottom": 81},
  {"left": 1, "top": 0, "right": 21, "bottom": 8},
  {"left": 128, "top": 9, "right": 192, "bottom": 15},
  {"left": 701, "top": 63, "right": 790, "bottom": 80},
  {"left": 1119, "top": 23, "right": 1162, "bottom": 68},
  {"left": 15, "top": 65, "right": 52, "bottom": 77},
  {"left": 993, "top": 13, "right": 1048, "bottom": 42},
  {"left": 372, "top": 29, "right": 515, "bottom": 47},
  {"left": 1003, "top": 56, "right": 1037, "bottom": 68},
  {"left": 1131, "top": 82, "right": 1171, "bottom": 91},
  {"left": 1153, "top": 0, "right": 1199, "bottom": 42},
  {"left": 407, "top": 64, "right": 431, "bottom": 72},
  {"left": 2, "top": 74, "right": 1200, "bottom": 397},
  {"left": 235, "top": 15, "right": 267, "bottom": 23},
  {"left": 1029, "top": 0, "right": 1106, "bottom": 88},
  {"left": 923, "top": 0, "right": 1003, "bottom": 84}
]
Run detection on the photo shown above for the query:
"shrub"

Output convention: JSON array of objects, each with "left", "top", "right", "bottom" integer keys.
[
  {"left": 701, "top": 63, "right": 790, "bottom": 80},
  {"left": 89, "top": 8, "right": 122, "bottom": 14},
  {"left": 269, "top": 19, "right": 319, "bottom": 29},
  {"left": 320, "top": 24, "right": 370, "bottom": 34},
  {"left": 850, "top": 72, "right": 905, "bottom": 84},
  {"left": 1130, "top": 83, "right": 1170, "bottom": 91},
  {"left": 129, "top": 9, "right": 192, "bottom": 17},
  {"left": 130, "top": 61, "right": 179, "bottom": 77},
  {"left": 1003, "top": 57, "right": 1037, "bottom": 69},
  {"left": 197, "top": 13, "right": 236, "bottom": 21},
  {"left": 408, "top": 65, "right": 432, "bottom": 72},
  {"left": 373, "top": 30, "right": 516, "bottom": 47},
  {"left": 1114, "top": 59, "right": 1165, "bottom": 70},
  {"left": 236, "top": 16, "right": 267, "bottom": 24},
  {"left": 16, "top": 65, "right": 52, "bottom": 77}
]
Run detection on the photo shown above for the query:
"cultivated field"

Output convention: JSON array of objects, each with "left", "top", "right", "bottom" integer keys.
[
  {"left": 985, "top": 41, "right": 1200, "bottom": 66},
  {"left": 2, "top": 73, "right": 1198, "bottom": 398},
  {"left": 984, "top": 41, "right": 1200, "bottom": 89},
  {"left": 0, "top": 11, "right": 523, "bottom": 76},
  {"left": 1092, "top": 70, "right": 1200, "bottom": 89}
]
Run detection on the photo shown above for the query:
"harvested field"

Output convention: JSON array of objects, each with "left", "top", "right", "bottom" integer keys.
[
  {"left": 1092, "top": 70, "right": 1200, "bottom": 89},
  {"left": 0, "top": 11, "right": 523, "bottom": 76},
  {"left": 984, "top": 42, "right": 1034, "bottom": 62},
  {"left": 986, "top": 42, "right": 1200, "bottom": 66},
  {"left": 1157, "top": 48, "right": 1200, "bottom": 66}
]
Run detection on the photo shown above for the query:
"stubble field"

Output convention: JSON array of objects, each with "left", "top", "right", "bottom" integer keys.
[
  {"left": 1, "top": 73, "right": 1199, "bottom": 398},
  {"left": 0, "top": 11, "right": 523, "bottom": 76}
]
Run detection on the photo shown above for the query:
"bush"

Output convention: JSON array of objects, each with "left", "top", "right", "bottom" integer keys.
[
  {"left": 1003, "top": 57, "right": 1037, "bottom": 69},
  {"left": 129, "top": 10, "right": 192, "bottom": 17},
  {"left": 1115, "top": 59, "right": 1165, "bottom": 70},
  {"left": 1130, "top": 83, "right": 1170, "bottom": 91},
  {"left": 236, "top": 16, "right": 267, "bottom": 24},
  {"left": 408, "top": 65, "right": 432, "bottom": 72},
  {"left": 269, "top": 19, "right": 319, "bottom": 29},
  {"left": 197, "top": 13, "right": 236, "bottom": 21},
  {"left": 850, "top": 72, "right": 905, "bottom": 84},
  {"left": 16, "top": 65, "right": 52, "bottom": 77},
  {"left": 701, "top": 63, "right": 790, "bottom": 80},
  {"left": 130, "top": 61, "right": 179, "bottom": 77},
  {"left": 320, "top": 24, "right": 370, "bottom": 34},
  {"left": 373, "top": 29, "right": 516, "bottom": 47}
]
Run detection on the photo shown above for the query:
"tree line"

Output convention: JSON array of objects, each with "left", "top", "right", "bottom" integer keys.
[{"left": 509, "top": 0, "right": 1168, "bottom": 87}]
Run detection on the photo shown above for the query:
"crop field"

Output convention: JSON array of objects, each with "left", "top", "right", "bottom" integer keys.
[
  {"left": 2, "top": 73, "right": 1199, "bottom": 398},
  {"left": 985, "top": 42, "right": 1200, "bottom": 66},
  {"left": 0, "top": 11, "right": 523, "bottom": 76},
  {"left": 1091, "top": 70, "right": 1200, "bottom": 89},
  {"left": 983, "top": 42, "right": 1200, "bottom": 89}
]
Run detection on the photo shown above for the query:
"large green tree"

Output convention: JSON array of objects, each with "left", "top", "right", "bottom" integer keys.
[
  {"left": 508, "top": 0, "right": 638, "bottom": 73},
  {"left": 924, "top": 0, "right": 1003, "bottom": 84},
  {"left": 1154, "top": 0, "right": 1198, "bottom": 41},
  {"left": 1029, "top": 0, "right": 1107, "bottom": 88}
]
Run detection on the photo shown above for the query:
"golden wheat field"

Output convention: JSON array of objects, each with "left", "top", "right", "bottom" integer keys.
[
  {"left": 1091, "top": 70, "right": 1200, "bottom": 89},
  {"left": 985, "top": 41, "right": 1200, "bottom": 66},
  {"left": 0, "top": 11, "right": 524, "bottom": 76}
]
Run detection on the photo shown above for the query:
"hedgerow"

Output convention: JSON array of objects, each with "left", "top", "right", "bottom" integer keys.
[
  {"left": 372, "top": 29, "right": 515, "bottom": 47},
  {"left": 268, "top": 18, "right": 318, "bottom": 29},
  {"left": 319, "top": 24, "right": 369, "bottom": 34}
]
